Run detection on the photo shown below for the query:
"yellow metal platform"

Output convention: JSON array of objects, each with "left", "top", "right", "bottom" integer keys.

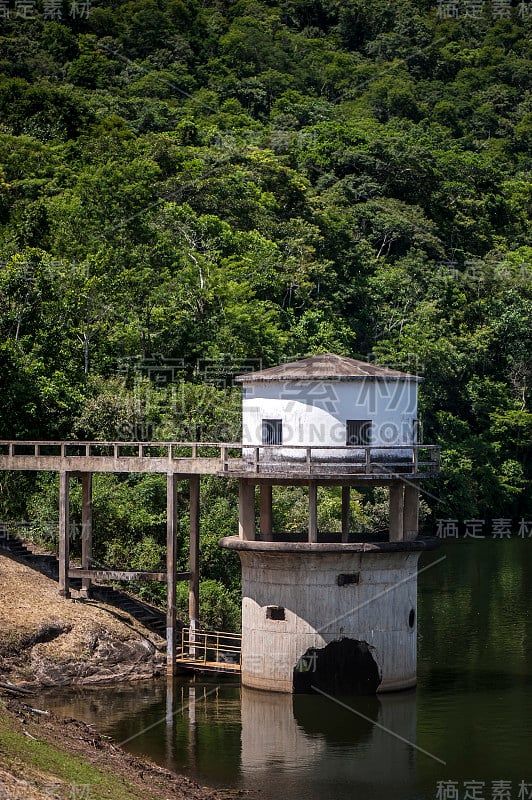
[{"left": 176, "top": 628, "right": 242, "bottom": 675}]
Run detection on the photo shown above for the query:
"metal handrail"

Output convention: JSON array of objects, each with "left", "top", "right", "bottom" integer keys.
[
  {"left": 177, "top": 628, "right": 242, "bottom": 667},
  {"left": 0, "top": 440, "right": 441, "bottom": 449},
  {"left": 0, "top": 440, "right": 440, "bottom": 454}
]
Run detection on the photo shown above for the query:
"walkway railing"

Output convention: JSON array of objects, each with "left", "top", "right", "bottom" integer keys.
[
  {"left": 176, "top": 628, "right": 242, "bottom": 673},
  {"left": 0, "top": 441, "right": 440, "bottom": 478},
  {"left": 233, "top": 443, "right": 440, "bottom": 476}
]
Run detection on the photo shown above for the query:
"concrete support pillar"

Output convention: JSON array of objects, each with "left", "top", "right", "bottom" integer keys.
[
  {"left": 389, "top": 482, "right": 404, "bottom": 542},
  {"left": 80, "top": 473, "right": 92, "bottom": 598},
  {"left": 341, "top": 486, "right": 350, "bottom": 543},
  {"left": 308, "top": 481, "right": 318, "bottom": 543},
  {"left": 166, "top": 473, "right": 178, "bottom": 674},
  {"left": 259, "top": 484, "right": 273, "bottom": 541},
  {"left": 403, "top": 482, "right": 420, "bottom": 541},
  {"left": 58, "top": 470, "right": 71, "bottom": 599},
  {"left": 239, "top": 480, "right": 256, "bottom": 541},
  {"left": 189, "top": 475, "right": 200, "bottom": 651}
]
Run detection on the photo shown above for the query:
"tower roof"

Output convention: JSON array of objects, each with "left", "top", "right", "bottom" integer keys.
[{"left": 235, "top": 353, "right": 422, "bottom": 383}]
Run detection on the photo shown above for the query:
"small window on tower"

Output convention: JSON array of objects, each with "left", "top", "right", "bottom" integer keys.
[
  {"left": 266, "top": 606, "right": 285, "bottom": 621},
  {"left": 346, "top": 420, "right": 372, "bottom": 446},
  {"left": 262, "top": 419, "right": 282, "bottom": 445}
]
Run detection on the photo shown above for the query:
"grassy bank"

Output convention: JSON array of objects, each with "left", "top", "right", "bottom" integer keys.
[{"left": 0, "top": 697, "right": 236, "bottom": 800}]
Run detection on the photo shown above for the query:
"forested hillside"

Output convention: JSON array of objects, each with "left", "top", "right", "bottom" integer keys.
[{"left": 0, "top": 0, "right": 530, "bottom": 625}]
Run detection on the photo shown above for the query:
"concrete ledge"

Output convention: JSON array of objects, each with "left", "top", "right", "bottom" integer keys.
[
  {"left": 241, "top": 674, "right": 293, "bottom": 693},
  {"left": 242, "top": 667, "right": 418, "bottom": 695},
  {"left": 377, "top": 675, "right": 417, "bottom": 692},
  {"left": 219, "top": 536, "right": 441, "bottom": 554},
  {"left": 217, "top": 472, "right": 440, "bottom": 482}
]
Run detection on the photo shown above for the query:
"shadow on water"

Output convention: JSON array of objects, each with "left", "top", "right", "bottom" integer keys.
[{"left": 34, "top": 539, "right": 532, "bottom": 800}]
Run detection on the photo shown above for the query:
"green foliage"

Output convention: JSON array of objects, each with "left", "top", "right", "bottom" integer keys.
[
  {"left": 0, "top": 77, "right": 92, "bottom": 140},
  {"left": 0, "top": 0, "right": 531, "bottom": 625},
  {"left": 176, "top": 579, "right": 241, "bottom": 631}
]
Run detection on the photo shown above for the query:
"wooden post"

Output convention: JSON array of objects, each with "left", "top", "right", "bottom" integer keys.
[
  {"left": 308, "top": 481, "right": 318, "bottom": 543},
  {"left": 238, "top": 480, "right": 256, "bottom": 541},
  {"left": 58, "top": 471, "right": 71, "bottom": 599},
  {"left": 167, "top": 473, "right": 178, "bottom": 674},
  {"left": 259, "top": 484, "right": 273, "bottom": 541},
  {"left": 403, "top": 482, "right": 420, "bottom": 541},
  {"left": 80, "top": 473, "right": 92, "bottom": 598},
  {"left": 189, "top": 475, "right": 200, "bottom": 655},
  {"left": 341, "top": 486, "right": 350, "bottom": 543},
  {"left": 389, "top": 481, "right": 404, "bottom": 542}
]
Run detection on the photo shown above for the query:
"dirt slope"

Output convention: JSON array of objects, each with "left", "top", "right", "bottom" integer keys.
[
  {"left": 0, "top": 554, "right": 165, "bottom": 687},
  {"left": 0, "top": 556, "right": 244, "bottom": 799}
]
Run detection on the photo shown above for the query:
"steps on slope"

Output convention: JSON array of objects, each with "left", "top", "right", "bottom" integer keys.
[{"left": 0, "top": 534, "right": 167, "bottom": 641}]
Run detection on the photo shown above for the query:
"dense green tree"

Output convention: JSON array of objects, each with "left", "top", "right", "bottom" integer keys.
[{"left": 0, "top": 0, "right": 530, "bottom": 627}]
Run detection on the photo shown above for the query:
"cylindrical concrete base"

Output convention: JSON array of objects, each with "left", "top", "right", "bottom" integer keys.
[{"left": 219, "top": 538, "right": 439, "bottom": 694}]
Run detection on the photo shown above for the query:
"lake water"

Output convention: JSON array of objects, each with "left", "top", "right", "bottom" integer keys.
[{"left": 35, "top": 539, "right": 532, "bottom": 800}]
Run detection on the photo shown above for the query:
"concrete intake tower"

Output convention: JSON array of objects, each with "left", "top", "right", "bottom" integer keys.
[{"left": 220, "top": 353, "right": 440, "bottom": 694}]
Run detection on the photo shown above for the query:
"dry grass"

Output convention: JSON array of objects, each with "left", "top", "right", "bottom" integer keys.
[{"left": 0, "top": 554, "right": 164, "bottom": 686}]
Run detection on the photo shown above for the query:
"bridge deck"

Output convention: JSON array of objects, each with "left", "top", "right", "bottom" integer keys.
[{"left": 0, "top": 441, "right": 440, "bottom": 480}]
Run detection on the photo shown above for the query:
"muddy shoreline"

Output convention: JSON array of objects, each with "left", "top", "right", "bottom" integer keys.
[
  {"left": 0, "top": 695, "right": 245, "bottom": 800},
  {"left": 0, "top": 554, "right": 167, "bottom": 689},
  {"left": 0, "top": 554, "right": 247, "bottom": 799}
]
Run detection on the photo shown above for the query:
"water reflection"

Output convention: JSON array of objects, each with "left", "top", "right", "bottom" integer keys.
[
  {"left": 240, "top": 687, "right": 327, "bottom": 771},
  {"left": 36, "top": 678, "right": 421, "bottom": 800},
  {"left": 241, "top": 687, "right": 418, "bottom": 798},
  {"left": 33, "top": 540, "right": 532, "bottom": 800}
]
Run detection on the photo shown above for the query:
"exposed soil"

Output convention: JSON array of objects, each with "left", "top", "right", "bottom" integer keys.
[
  {"left": 0, "top": 555, "right": 246, "bottom": 799},
  {"left": 0, "top": 554, "right": 166, "bottom": 688},
  {"left": 0, "top": 697, "right": 244, "bottom": 800}
]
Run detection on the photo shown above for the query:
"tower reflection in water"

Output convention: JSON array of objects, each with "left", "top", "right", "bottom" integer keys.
[
  {"left": 34, "top": 678, "right": 420, "bottom": 800},
  {"left": 239, "top": 686, "right": 418, "bottom": 799},
  {"left": 166, "top": 678, "right": 419, "bottom": 799}
]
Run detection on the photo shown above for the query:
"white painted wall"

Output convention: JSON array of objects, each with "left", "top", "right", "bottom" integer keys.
[
  {"left": 238, "top": 550, "right": 420, "bottom": 693},
  {"left": 241, "top": 379, "right": 418, "bottom": 460}
]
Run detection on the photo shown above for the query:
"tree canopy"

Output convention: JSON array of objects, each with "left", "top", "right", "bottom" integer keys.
[{"left": 0, "top": 0, "right": 531, "bottom": 625}]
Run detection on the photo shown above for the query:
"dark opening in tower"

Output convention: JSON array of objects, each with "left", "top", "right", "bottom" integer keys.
[{"left": 293, "top": 638, "right": 382, "bottom": 695}]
